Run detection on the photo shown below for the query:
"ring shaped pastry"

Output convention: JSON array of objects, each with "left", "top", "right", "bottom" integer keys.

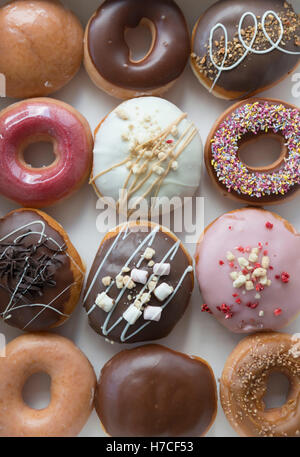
[
  {"left": 195, "top": 208, "right": 300, "bottom": 334},
  {"left": 0, "top": 208, "right": 85, "bottom": 332},
  {"left": 190, "top": 0, "right": 300, "bottom": 99},
  {"left": 220, "top": 332, "right": 300, "bottom": 437},
  {"left": 0, "top": 333, "right": 96, "bottom": 437},
  {"left": 84, "top": 0, "right": 190, "bottom": 99},
  {"left": 84, "top": 220, "right": 194, "bottom": 344},
  {"left": 95, "top": 344, "right": 217, "bottom": 437},
  {"left": 204, "top": 98, "right": 300, "bottom": 205},
  {"left": 0, "top": 98, "right": 93, "bottom": 208}
]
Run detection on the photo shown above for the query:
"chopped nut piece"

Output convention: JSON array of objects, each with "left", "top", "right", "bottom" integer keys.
[
  {"left": 123, "top": 275, "right": 136, "bottom": 289},
  {"left": 226, "top": 251, "right": 235, "bottom": 261},
  {"left": 253, "top": 267, "right": 267, "bottom": 278},
  {"left": 261, "top": 256, "right": 270, "bottom": 269},
  {"left": 101, "top": 276, "right": 112, "bottom": 287},
  {"left": 233, "top": 275, "right": 247, "bottom": 288},
  {"left": 245, "top": 280, "right": 254, "bottom": 291},
  {"left": 238, "top": 257, "right": 249, "bottom": 268},
  {"left": 144, "top": 247, "right": 155, "bottom": 260}
]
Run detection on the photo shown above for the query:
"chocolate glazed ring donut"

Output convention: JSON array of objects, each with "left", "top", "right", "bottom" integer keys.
[
  {"left": 84, "top": 0, "right": 190, "bottom": 99},
  {"left": 220, "top": 332, "right": 300, "bottom": 437},
  {"left": 204, "top": 97, "right": 300, "bottom": 205}
]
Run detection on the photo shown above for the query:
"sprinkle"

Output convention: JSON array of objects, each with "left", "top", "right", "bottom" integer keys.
[
  {"left": 201, "top": 304, "right": 212, "bottom": 314},
  {"left": 166, "top": 139, "right": 174, "bottom": 144},
  {"left": 265, "top": 222, "right": 274, "bottom": 229},
  {"left": 219, "top": 260, "right": 224, "bottom": 265},
  {"left": 281, "top": 272, "right": 290, "bottom": 283},
  {"left": 274, "top": 308, "right": 282, "bottom": 316}
]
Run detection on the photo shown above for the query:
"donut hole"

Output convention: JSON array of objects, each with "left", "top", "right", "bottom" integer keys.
[
  {"left": 22, "top": 372, "right": 51, "bottom": 410},
  {"left": 23, "top": 141, "right": 56, "bottom": 168},
  {"left": 238, "top": 133, "right": 286, "bottom": 172},
  {"left": 263, "top": 371, "right": 290, "bottom": 410},
  {"left": 124, "top": 19, "right": 154, "bottom": 63}
]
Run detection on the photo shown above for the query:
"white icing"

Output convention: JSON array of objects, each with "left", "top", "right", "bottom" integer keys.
[
  {"left": 209, "top": 10, "right": 300, "bottom": 91},
  {"left": 92, "top": 97, "right": 202, "bottom": 213}
]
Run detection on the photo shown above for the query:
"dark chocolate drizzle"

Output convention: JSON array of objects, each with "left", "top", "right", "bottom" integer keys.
[
  {"left": 0, "top": 210, "right": 74, "bottom": 331},
  {"left": 87, "top": 0, "right": 190, "bottom": 91}
]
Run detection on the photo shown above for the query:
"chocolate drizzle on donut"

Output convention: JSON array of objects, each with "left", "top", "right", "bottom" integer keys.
[
  {"left": 87, "top": 0, "right": 190, "bottom": 91},
  {"left": 0, "top": 210, "right": 78, "bottom": 331}
]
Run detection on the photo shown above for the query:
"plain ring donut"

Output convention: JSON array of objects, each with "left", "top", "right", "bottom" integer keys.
[
  {"left": 204, "top": 97, "right": 300, "bottom": 205},
  {"left": 220, "top": 332, "right": 300, "bottom": 437},
  {"left": 0, "top": 333, "right": 96, "bottom": 437},
  {"left": 0, "top": 98, "right": 93, "bottom": 208},
  {"left": 84, "top": 0, "right": 190, "bottom": 99}
]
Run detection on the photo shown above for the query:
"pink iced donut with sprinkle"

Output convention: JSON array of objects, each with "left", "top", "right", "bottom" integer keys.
[
  {"left": 195, "top": 208, "right": 300, "bottom": 333},
  {"left": 0, "top": 98, "right": 93, "bottom": 208}
]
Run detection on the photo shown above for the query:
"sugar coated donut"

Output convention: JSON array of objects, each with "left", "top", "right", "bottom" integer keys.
[
  {"left": 0, "top": 333, "right": 96, "bottom": 437},
  {"left": 220, "top": 332, "right": 300, "bottom": 437},
  {"left": 204, "top": 98, "right": 300, "bottom": 205},
  {"left": 0, "top": 0, "right": 84, "bottom": 99},
  {"left": 90, "top": 96, "right": 202, "bottom": 217},
  {"left": 0, "top": 98, "right": 93, "bottom": 208},
  {"left": 191, "top": 0, "right": 300, "bottom": 99},
  {"left": 195, "top": 208, "right": 300, "bottom": 333},
  {"left": 0, "top": 208, "right": 85, "bottom": 332},
  {"left": 84, "top": 0, "right": 190, "bottom": 99},
  {"left": 84, "top": 221, "right": 194, "bottom": 344},
  {"left": 95, "top": 344, "right": 217, "bottom": 437}
]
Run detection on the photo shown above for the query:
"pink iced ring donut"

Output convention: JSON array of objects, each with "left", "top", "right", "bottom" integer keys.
[
  {"left": 0, "top": 98, "right": 93, "bottom": 207},
  {"left": 0, "top": 333, "right": 96, "bottom": 437}
]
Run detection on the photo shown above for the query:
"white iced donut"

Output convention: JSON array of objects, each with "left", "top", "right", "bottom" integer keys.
[{"left": 90, "top": 97, "right": 202, "bottom": 216}]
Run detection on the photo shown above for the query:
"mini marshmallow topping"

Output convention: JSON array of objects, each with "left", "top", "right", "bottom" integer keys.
[
  {"left": 123, "top": 304, "right": 142, "bottom": 325},
  {"left": 154, "top": 282, "right": 174, "bottom": 301},
  {"left": 95, "top": 292, "right": 114, "bottom": 313},
  {"left": 153, "top": 263, "right": 171, "bottom": 276},
  {"left": 131, "top": 268, "right": 148, "bottom": 284},
  {"left": 143, "top": 306, "right": 162, "bottom": 322}
]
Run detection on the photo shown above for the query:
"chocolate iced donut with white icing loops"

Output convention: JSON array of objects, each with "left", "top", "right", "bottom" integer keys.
[
  {"left": 191, "top": 0, "right": 300, "bottom": 99},
  {"left": 0, "top": 208, "right": 85, "bottom": 332},
  {"left": 220, "top": 332, "right": 300, "bottom": 437},
  {"left": 95, "top": 344, "right": 217, "bottom": 437},
  {"left": 84, "top": 0, "right": 190, "bottom": 99},
  {"left": 84, "top": 221, "right": 194, "bottom": 344},
  {"left": 195, "top": 208, "right": 300, "bottom": 333},
  {"left": 90, "top": 96, "right": 202, "bottom": 217}
]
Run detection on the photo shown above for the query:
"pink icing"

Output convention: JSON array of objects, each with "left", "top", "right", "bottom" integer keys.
[
  {"left": 0, "top": 100, "right": 92, "bottom": 207},
  {"left": 195, "top": 208, "right": 300, "bottom": 333}
]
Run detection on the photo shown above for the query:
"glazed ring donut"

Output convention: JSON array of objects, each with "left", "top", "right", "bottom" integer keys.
[
  {"left": 220, "top": 332, "right": 300, "bottom": 437},
  {"left": 0, "top": 98, "right": 93, "bottom": 208},
  {"left": 0, "top": 208, "right": 85, "bottom": 332},
  {"left": 204, "top": 98, "right": 300, "bottom": 205},
  {"left": 0, "top": 333, "right": 96, "bottom": 437},
  {"left": 84, "top": 0, "right": 190, "bottom": 99}
]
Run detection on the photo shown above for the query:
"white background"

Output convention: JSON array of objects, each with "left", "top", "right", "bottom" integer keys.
[{"left": 0, "top": 0, "right": 299, "bottom": 437}]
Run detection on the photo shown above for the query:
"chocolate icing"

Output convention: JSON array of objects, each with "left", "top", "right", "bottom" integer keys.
[
  {"left": 95, "top": 344, "right": 217, "bottom": 437},
  {"left": 84, "top": 223, "right": 194, "bottom": 344},
  {"left": 0, "top": 210, "right": 74, "bottom": 331},
  {"left": 192, "top": 0, "right": 300, "bottom": 95},
  {"left": 87, "top": 0, "right": 190, "bottom": 90}
]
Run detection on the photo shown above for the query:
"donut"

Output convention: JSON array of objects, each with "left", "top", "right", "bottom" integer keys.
[
  {"left": 84, "top": 0, "right": 190, "bottom": 99},
  {"left": 0, "top": 333, "right": 96, "bottom": 437},
  {"left": 190, "top": 0, "right": 300, "bottom": 99},
  {"left": 0, "top": 0, "right": 84, "bottom": 99},
  {"left": 0, "top": 208, "right": 85, "bottom": 332},
  {"left": 90, "top": 96, "right": 202, "bottom": 217},
  {"left": 84, "top": 221, "right": 194, "bottom": 344},
  {"left": 95, "top": 344, "right": 217, "bottom": 437},
  {"left": 195, "top": 208, "right": 300, "bottom": 333},
  {"left": 220, "top": 332, "right": 300, "bottom": 437},
  {"left": 0, "top": 98, "right": 93, "bottom": 208},
  {"left": 204, "top": 98, "right": 300, "bottom": 205}
]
